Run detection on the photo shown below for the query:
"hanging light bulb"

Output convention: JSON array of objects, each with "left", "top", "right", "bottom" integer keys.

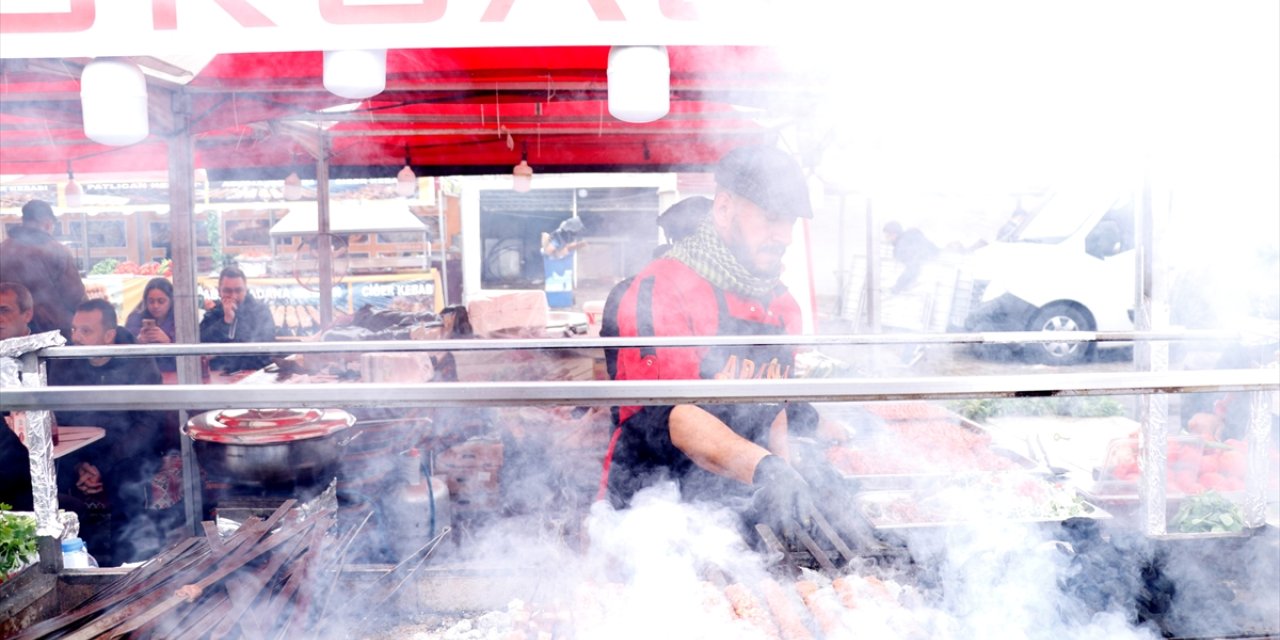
[
  {"left": 283, "top": 172, "right": 303, "bottom": 201},
  {"left": 64, "top": 162, "right": 83, "bottom": 208},
  {"left": 80, "top": 59, "right": 150, "bottom": 146},
  {"left": 396, "top": 145, "right": 416, "bottom": 198},
  {"left": 512, "top": 144, "right": 533, "bottom": 193},
  {"left": 323, "top": 49, "right": 386, "bottom": 100},
  {"left": 607, "top": 46, "right": 670, "bottom": 123}
]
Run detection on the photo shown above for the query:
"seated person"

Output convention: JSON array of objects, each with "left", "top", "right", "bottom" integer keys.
[
  {"left": 199, "top": 266, "right": 277, "bottom": 372},
  {"left": 49, "top": 299, "right": 170, "bottom": 565},
  {"left": 1, "top": 282, "right": 36, "bottom": 510},
  {"left": 125, "top": 277, "right": 177, "bottom": 371}
]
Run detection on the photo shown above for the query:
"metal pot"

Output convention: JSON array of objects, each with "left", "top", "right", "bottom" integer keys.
[{"left": 184, "top": 408, "right": 358, "bottom": 485}]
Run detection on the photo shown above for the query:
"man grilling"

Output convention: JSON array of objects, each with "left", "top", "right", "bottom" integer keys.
[{"left": 602, "top": 146, "right": 824, "bottom": 540}]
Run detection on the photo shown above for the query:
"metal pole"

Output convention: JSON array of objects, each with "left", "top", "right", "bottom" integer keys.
[
  {"left": 166, "top": 95, "right": 204, "bottom": 534},
  {"left": 865, "top": 196, "right": 880, "bottom": 333},
  {"left": 3, "top": 368, "right": 1274, "bottom": 412},
  {"left": 835, "top": 194, "right": 847, "bottom": 318},
  {"left": 1244, "top": 389, "right": 1274, "bottom": 528},
  {"left": 1135, "top": 173, "right": 1170, "bottom": 536},
  {"left": 316, "top": 137, "right": 333, "bottom": 327},
  {"left": 19, "top": 352, "right": 61, "bottom": 572},
  {"left": 80, "top": 211, "right": 89, "bottom": 271},
  {"left": 437, "top": 178, "right": 449, "bottom": 307}
]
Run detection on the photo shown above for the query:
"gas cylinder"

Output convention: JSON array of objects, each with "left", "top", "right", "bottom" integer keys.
[{"left": 384, "top": 448, "right": 451, "bottom": 561}]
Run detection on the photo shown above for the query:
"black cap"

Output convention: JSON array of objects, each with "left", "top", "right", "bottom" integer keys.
[{"left": 714, "top": 146, "right": 813, "bottom": 219}]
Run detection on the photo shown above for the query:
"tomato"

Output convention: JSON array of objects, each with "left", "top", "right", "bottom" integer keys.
[
  {"left": 1174, "top": 470, "right": 1201, "bottom": 494},
  {"left": 1220, "top": 450, "right": 1247, "bottom": 478},
  {"left": 1110, "top": 461, "right": 1138, "bottom": 480},
  {"left": 1173, "top": 445, "right": 1202, "bottom": 471},
  {"left": 1199, "top": 453, "right": 1220, "bottom": 474}
]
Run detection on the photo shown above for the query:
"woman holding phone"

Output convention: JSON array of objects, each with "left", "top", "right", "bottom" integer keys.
[{"left": 125, "top": 277, "right": 177, "bottom": 371}]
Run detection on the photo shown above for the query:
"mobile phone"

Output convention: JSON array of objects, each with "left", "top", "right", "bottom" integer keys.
[{"left": 142, "top": 319, "right": 156, "bottom": 329}]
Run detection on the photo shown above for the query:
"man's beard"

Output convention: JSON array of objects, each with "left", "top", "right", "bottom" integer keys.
[{"left": 726, "top": 234, "right": 784, "bottom": 279}]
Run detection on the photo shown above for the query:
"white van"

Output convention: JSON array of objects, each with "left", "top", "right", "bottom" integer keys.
[{"left": 952, "top": 191, "right": 1136, "bottom": 364}]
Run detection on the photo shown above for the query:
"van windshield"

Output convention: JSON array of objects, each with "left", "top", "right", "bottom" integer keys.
[{"left": 1017, "top": 192, "right": 1124, "bottom": 244}]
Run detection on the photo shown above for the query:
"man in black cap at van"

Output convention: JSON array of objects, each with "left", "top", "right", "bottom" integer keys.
[{"left": 600, "top": 146, "right": 823, "bottom": 540}]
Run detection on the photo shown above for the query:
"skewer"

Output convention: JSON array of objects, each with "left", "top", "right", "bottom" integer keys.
[{"left": 793, "top": 527, "right": 837, "bottom": 574}]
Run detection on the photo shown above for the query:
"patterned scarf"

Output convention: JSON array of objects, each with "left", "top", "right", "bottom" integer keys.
[{"left": 666, "top": 221, "right": 780, "bottom": 299}]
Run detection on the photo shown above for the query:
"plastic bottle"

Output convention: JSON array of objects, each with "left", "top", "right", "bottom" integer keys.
[{"left": 61, "top": 537, "right": 98, "bottom": 568}]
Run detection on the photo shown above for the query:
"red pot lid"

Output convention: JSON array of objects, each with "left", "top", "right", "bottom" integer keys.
[{"left": 184, "top": 408, "right": 355, "bottom": 445}]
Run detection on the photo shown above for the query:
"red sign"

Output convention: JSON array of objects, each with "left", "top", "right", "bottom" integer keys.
[{"left": 0, "top": 0, "right": 779, "bottom": 58}]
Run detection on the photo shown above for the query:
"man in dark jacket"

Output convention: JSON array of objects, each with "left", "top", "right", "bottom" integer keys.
[
  {"left": 882, "top": 220, "right": 940, "bottom": 294},
  {"left": 49, "top": 299, "right": 168, "bottom": 565},
  {"left": 601, "top": 147, "right": 823, "bottom": 542},
  {"left": 0, "top": 282, "right": 37, "bottom": 510},
  {"left": 0, "top": 200, "right": 87, "bottom": 339},
  {"left": 198, "top": 266, "right": 277, "bottom": 372}
]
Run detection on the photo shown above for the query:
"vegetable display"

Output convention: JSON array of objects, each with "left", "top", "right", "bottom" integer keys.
[
  {"left": 1170, "top": 491, "right": 1245, "bottom": 534},
  {"left": 88, "top": 259, "right": 173, "bottom": 277},
  {"left": 0, "top": 504, "right": 38, "bottom": 581}
]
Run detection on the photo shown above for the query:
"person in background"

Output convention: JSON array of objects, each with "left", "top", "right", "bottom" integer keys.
[
  {"left": 0, "top": 281, "right": 34, "bottom": 342},
  {"left": 125, "top": 277, "right": 177, "bottom": 372},
  {"left": 0, "top": 282, "right": 36, "bottom": 510},
  {"left": 199, "top": 266, "right": 277, "bottom": 373},
  {"left": 601, "top": 196, "right": 715, "bottom": 382},
  {"left": 654, "top": 196, "right": 713, "bottom": 259},
  {"left": 601, "top": 146, "right": 824, "bottom": 542},
  {"left": 0, "top": 199, "right": 87, "bottom": 339},
  {"left": 49, "top": 299, "right": 169, "bottom": 565},
  {"left": 541, "top": 217, "right": 587, "bottom": 309},
  {"left": 882, "top": 220, "right": 940, "bottom": 294}
]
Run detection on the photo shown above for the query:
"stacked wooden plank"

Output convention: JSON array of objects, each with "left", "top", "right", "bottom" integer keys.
[{"left": 10, "top": 499, "right": 379, "bottom": 640}]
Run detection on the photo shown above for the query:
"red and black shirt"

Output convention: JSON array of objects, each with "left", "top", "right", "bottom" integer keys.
[{"left": 602, "top": 258, "right": 810, "bottom": 507}]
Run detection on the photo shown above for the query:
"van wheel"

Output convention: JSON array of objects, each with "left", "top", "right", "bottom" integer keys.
[{"left": 1027, "top": 304, "right": 1094, "bottom": 365}]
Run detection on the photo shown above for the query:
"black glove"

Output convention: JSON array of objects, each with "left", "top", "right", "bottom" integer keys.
[{"left": 751, "top": 454, "right": 817, "bottom": 538}]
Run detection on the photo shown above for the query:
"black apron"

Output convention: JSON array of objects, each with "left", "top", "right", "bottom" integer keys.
[{"left": 604, "top": 284, "right": 797, "bottom": 506}]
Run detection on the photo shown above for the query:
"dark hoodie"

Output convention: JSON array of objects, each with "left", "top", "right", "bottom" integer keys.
[
  {"left": 47, "top": 328, "right": 168, "bottom": 461},
  {"left": 47, "top": 328, "right": 169, "bottom": 564},
  {"left": 0, "top": 224, "right": 86, "bottom": 338}
]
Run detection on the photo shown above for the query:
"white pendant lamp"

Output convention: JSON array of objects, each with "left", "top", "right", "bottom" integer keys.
[
  {"left": 65, "top": 163, "right": 83, "bottom": 208},
  {"left": 283, "top": 172, "right": 303, "bottom": 201},
  {"left": 80, "top": 59, "right": 150, "bottom": 146},
  {"left": 323, "top": 49, "right": 387, "bottom": 100},
  {"left": 396, "top": 166, "right": 417, "bottom": 198},
  {"left": 513, "top": 145, "right": 533, "bottom": 193},
  {"left": 607, "top": 46, "right": 670, "bottom": 123}
]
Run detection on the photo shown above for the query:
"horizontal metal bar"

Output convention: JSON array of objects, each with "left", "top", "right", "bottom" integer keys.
[
  {"left": 30, "top": 329, "right": 1266, "bottom": 360},
  {"left": 276, "top": 111, "right": 749, "bottom": 124},
  {"left": 2, "top": 369, "right": 1274, "bottom": 412}
]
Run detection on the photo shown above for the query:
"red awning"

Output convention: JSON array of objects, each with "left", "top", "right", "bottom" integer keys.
[{"left": 0, "top": 46, "right": 822, "bottom": 178}]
